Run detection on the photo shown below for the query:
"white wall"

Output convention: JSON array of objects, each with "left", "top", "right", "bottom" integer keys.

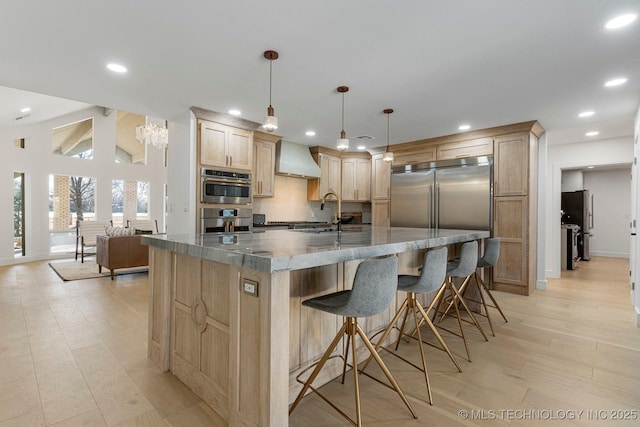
[
  {"left": 0, "top": 106, "right": 167, "bottom": 265},
  {"left": 545, "top": 136, "right": 633, "bottom": 279},
  {"left": 561, "top": 170, "right": 583, "bottom": 192},
  {"left": 165, "top": 110, "right": 197, "bottom": 235},
  {"left": 583, "top": 168, "right": 631, "bottom": 258}
]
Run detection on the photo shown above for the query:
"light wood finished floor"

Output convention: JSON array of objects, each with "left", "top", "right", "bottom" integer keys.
[{"left": 1, "top": 257, "right": 639, "bottom": 426}]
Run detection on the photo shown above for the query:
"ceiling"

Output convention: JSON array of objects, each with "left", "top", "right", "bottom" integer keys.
[{"left": 1, "top": 1, "right": 638, "bottom": 150}]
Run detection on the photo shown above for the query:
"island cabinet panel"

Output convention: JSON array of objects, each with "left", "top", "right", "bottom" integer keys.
[
  {"left": 171, "top": 254, "right": 232, "bottom": 422},
  {"left": 436, "top": 137, "right": 493, "bottom": 160},
  {"left": 492, "top": 196, "right": 528, "bottom": 291},
  {"left": 494, "top": 133, "right": 529, "bottom": 196},
  {"left": 199, "top": 119, "right": 253, "bottom": 171},
  {"left": 148, "top": 247, "right": 172, "bottom": 371}
]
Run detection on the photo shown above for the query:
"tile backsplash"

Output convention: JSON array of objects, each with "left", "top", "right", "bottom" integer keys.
[{"left": 253, "top": 175, "right": 371, "bottom": 223}]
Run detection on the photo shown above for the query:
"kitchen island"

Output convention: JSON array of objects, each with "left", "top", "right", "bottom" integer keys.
[{"left": 142, "top": 227, "right": 489, "bottom": 426}]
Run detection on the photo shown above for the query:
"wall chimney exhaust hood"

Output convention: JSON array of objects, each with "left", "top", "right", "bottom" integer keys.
[{"left": 275, "top": 140, "right": 321, "bottom": 179}]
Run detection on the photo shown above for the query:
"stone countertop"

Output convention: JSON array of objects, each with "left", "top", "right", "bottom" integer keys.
[{"left": 141, "top": 227, "right": 490, "bottom": 273}]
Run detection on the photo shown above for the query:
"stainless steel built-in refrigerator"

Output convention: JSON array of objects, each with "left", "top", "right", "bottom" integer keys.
[
  {"left": 561, "top": 190, "right": 594, "bottom": 261},
  {"left": 390, "top": 157, "right": 493, "bottom": 231}
]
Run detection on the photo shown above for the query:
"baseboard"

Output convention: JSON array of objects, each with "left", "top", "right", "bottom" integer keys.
[
  {"left": 536, "top": 279, "right": 548, "bottom": 290},
  {"left": 589, "top": 251, "right": 630, "bottom": 258}
]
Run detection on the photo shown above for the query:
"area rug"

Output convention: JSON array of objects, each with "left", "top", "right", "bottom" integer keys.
[{"left": 48, "top": 260, "right": 148, "bottom": 281}]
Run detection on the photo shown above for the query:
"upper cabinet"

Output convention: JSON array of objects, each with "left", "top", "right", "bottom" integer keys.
[
  {"left": 494, "top": 133, "right": 529, "bottom": 196},
  {"left": 371, "top": 154, "right": 391, "bottom": 200},
  {"left": 341, "top": 156, "right": 371, "bottom": 202},
  {"left": 308, "top": 149, "right": 342, "bottom": 201},
  {"left": 199, "top": 120, "right": 253, "bottom": 171},
  {"left": 437, "top": 137, "right": 493, "bottom": 161},
  {"left": 253, "top": 131, "right": 279, "bottom": 198}
]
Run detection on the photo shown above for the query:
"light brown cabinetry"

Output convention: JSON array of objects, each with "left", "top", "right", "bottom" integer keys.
[
  {"left": 437, "top": 137, "right": 493, "bottom": 160},
  {"left": 199, "top": 119, "right": 253, "bottom": 171},
  {"left": 307, "top": 148, "right": 342, "bottom": 201},
  {"left": 491, "top": 126, "right": 541, "bottom": 295},
  {"left": 392, "top": 145, "right": 436, "bottom": 166},
  {"left": 371, "top": 154, "right": 391, "bottom": 200},
  {"left": 171, "top": 253, "right": 232, "bottom": 419},
  {"left": 253, "top": 132, "right": 278, "bottom": 197},
  {"left": 341, "top": 156, "right": 371, "bottom": 201},
  {"left": 372, "top": 200, "right": 391, "bottom": 227},
  {"left": 494, "top": 133, "right": 529, "bottom": 196}
]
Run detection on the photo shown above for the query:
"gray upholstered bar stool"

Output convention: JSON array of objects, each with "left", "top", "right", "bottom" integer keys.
[
  {"left": 441, "top": 238, "right": 507, "bottom": 336},
  {"left": 361, "top": 247, "right": 462, "bottom": 405},
  {"left": 289, "top": 255, "right": 417, "bottom": 426},
  {"left": 431, "top": 240, "right": 488, "bottom": 362}
]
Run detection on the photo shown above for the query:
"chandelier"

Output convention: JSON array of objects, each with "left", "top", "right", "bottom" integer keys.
[{"left": 136, "top": 123, "right": 168, "bottom": 149}]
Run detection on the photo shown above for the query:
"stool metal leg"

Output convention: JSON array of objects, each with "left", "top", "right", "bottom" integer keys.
[{"left": 289, "top": 323, "right": 347, "bottom": 415}]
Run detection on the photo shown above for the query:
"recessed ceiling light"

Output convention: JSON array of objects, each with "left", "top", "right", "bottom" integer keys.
[
  {"left": 20, "top": 107, "right": 31, "bottom": 113},
  {"left": 604, "top": 77, "right": 627, "bottom": 87},
  {"left": 305, "top": 131, "right": 316, "bottom": 136},
  {"left": 106, "top": 63, "right": 127, "bottom": 73},
  {"left": 587, "top": 165, "right": 595, "bottom": 169},
  {"left": 586, "top": 131, "right": 600, "bottom": 137},
  {"left": 578, "top": 111, "right": 594, "bottom": 118},
  {"left": 357, "top": 145, "right": 366, "bottom": 150},
  {"left": 458, "top": 124, "right": 471, "bottom": 131},
  {"left": 228, "top": 109, "right": 241, "bottom": 116},
  {"left": 605, "top": 13, "right": 637, "bottom": 29}
]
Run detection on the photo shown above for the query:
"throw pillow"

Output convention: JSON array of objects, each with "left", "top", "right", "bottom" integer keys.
[{"left": 105, "top": 226, "right": 135, "bottom": 237}]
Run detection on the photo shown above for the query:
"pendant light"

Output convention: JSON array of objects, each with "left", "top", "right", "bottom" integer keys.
[
  {"left": 263, "top": 50, "right": 279, "bottom": 132},
  {"left": 336, "top": 86, "right": 349, "bottom": 151},
  {"left": 383, "top": 109, "right": 394, "bottom": 162}
]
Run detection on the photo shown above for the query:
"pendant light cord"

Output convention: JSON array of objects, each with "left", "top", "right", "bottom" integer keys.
[
  {"left": 387, "top": 113, "right": 390, "bottom": 148},
  {"left": 269, "top": 59, "right": 273, "bottom": 107},
  {"left": 341, "top": 92, "right": 345, "bottom": 132}
]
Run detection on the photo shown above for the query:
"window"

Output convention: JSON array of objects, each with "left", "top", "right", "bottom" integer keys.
[
  {"left": 53, "top": 118, "right": 93, "bottom": 159},
  {"left": 13, "top": 172, "right": 25, "bottom": 257},
  {"left": 115, "top": 111, "right": 146, "bottom": 165},
  {"left": 49, "top": 174, "right": 96, "bottom": 253},
  {"left": 112, "top": 179, "right": 149, "bottom": 226}
]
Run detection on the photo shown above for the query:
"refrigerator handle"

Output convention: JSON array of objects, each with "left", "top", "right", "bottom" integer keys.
[
  {"left": 435, "top": 183, "right": 440, "bottom": 229},
  {"left": 428, "top": 184, "right": 433, "bottom": 228}
]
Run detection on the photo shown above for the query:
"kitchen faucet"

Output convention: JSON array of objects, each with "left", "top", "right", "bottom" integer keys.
[{"left": 320, "top": 191, "right": 342, "bottom": 232}]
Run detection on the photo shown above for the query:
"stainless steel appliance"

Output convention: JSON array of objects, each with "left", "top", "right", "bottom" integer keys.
[
  {"left": 561, "top": 190, "right": 593, "bottom": 260},
  {"left": 561, "top": 224, "right": 580, "bottom": 270},
  {"left": 390, "top": 157, "right": 492, "bottom": 230},
  {"left": 201, "top": 168, "right": 252, "bottom": 205},
  {"left": 201, "top": 207, "right": 252, "bottom": 234}
]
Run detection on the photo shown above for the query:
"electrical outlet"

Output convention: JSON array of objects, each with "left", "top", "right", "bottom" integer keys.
[{"left": 242, "top": 279, "right": 259, "bottom": 297}]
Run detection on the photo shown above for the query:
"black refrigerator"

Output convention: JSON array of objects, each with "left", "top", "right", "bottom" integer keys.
[{"left": 561, "top": 190, "right": 594, "bottom": 261}]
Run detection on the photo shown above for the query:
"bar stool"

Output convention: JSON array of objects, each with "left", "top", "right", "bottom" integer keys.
[
  {"left": 440, "top": 238, "right": 506, "bottom": 336},
  {"left": 288, "top": 256, "right": 417, "bottom": 426},
  {"left": 362, "top": 247, "right": 462, "bottom": 405},
  {"left": 431, "top": 240, "right": 488, "bottom": 362}
]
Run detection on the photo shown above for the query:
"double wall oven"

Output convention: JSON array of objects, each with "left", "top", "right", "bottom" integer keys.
[{"left": 200, "top": 168, "right": 252, "bottom": 235}]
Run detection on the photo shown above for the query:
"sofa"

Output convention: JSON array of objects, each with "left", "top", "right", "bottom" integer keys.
[{"left": 96, "top": 234, "right": 149, "bottom": 279}]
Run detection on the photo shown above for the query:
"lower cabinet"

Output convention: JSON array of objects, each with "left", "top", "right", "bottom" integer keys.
[{"left": 492, "top": 196, "right": 530, "bottom": 294}]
